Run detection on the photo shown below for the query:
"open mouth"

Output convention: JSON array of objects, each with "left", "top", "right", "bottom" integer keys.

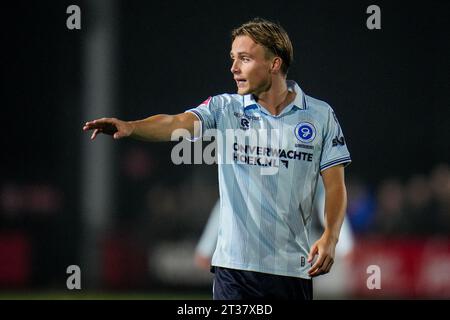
[{"left": 235, "top": 79, "right": 247, "bottom": 87}]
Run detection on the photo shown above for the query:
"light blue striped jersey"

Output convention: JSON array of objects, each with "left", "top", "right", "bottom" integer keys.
[{"left": 186, "top": 80, "right": 351, "bottom": 279}]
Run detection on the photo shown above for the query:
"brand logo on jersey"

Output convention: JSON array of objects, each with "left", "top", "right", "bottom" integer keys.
[
  {"left": 234, "top": 112, "right": 260, "bottom": 121},
  {"left": 295, "top": 143, "right": 314, "bottom": 150},
  {"left": 240, "top": 117, "right": 250, "bottom": 130},
  {"left": 332, "top": 136, "right": 346, "bottom": 147},
  {"left": 294, "top": 122, "right": 316, "bottom": 143}
]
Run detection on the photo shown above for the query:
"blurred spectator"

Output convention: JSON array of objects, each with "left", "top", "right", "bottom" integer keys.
[
  {"left": 404, "top": 174, "right": 438, "bottom": 235},
  {"left": 372, "top": 164, "right": 450, "bottom": 237},
  {"left": 429, "top": 164, "right": 450, "bottom": 235},
  {"left": 372, "top": 178, "right": 408, "bottom": 236},
  {"left": 346, "top": 176, "right": 376, "bottom": 235}
]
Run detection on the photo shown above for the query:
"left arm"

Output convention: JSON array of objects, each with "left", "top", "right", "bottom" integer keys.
[{"left": 308, "top": 164, "right": 347, "bottom": 277}]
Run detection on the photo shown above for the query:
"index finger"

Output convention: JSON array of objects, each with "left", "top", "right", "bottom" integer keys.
[
  {"left": 84, "top": 118, "right": 113, "bottom": 128},
  {"left": 93, "top": 118, "right": 112, "bottom": 124}
]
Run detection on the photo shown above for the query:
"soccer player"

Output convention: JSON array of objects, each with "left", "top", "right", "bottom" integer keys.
[{"left": 83, "top": 18, "right": 351, "bottom": 300}]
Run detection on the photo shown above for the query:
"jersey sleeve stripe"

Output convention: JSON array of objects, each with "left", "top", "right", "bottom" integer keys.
[
  {"left": 186, "top": 109, "right": 204, "bottom": 124},
  {"left": 320, "top": 156, "right": 352, "bottom": 171},
  {"left": 185, "top": 109, "right": 204, "bottom": 141}
]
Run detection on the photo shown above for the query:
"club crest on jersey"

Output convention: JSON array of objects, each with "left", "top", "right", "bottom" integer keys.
[
  {"left": 295, "top": 122, "right": 316, "bottom": 143},
  {"left": 240, "top": 117, "right": 250, "bottom": 130}
]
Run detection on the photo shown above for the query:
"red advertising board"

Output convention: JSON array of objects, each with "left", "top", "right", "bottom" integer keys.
[{"left": 350, "top": 237, "right": 450, "bottom": 298}]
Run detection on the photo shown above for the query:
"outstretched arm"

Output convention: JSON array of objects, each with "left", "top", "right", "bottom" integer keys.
[
  {"left": 82, "top": 112, "right": 199, "bottom": 142},
  {"left": 308, "top": 164, "right": 347, "bottom": 277}
]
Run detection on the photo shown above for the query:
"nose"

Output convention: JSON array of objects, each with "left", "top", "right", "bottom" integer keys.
[{"left": 230, "top": 60, "right": 240, "bottom": 74}]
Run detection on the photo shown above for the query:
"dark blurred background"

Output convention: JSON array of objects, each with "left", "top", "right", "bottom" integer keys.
[{"left": 1, "top": 0, "right": 449, "bottom": 298}]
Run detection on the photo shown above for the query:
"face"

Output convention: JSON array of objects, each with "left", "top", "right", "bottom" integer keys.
[{"left": 230, "top": 35, "right": 273, "bottom": 96}]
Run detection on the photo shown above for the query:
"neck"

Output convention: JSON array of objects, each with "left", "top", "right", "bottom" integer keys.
[{"left": 256, "top": 77, "right": 295, "bottom": 116}]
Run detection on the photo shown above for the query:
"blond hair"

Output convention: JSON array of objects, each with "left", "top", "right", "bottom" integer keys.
[{"left": 231, "top": 18, "right": 293, "bottom": 75}]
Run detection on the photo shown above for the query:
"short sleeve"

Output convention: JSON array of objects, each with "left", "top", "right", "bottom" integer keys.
[
  {"left": 185, "top": 96, "right": 221, "bottom": 140},
  {"left": 320, "top": 107, "right": 351, "bottom": 172}
]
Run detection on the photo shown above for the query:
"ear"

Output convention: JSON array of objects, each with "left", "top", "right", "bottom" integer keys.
[{"left": 270, "top": 57, "right": 283, "bottom": 73}]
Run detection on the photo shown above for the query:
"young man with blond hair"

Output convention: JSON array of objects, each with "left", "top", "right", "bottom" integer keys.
[{"left": 83, "top": 18, "right": 351, "bottom": 300}]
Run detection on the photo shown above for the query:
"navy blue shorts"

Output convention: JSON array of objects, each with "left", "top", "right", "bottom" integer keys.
[{"left": 212, "top": 266, "right": 313, "bottom": 300}]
